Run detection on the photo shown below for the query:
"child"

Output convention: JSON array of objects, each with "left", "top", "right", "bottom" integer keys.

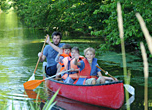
[
  {"left": 61, "top": 47, "right": 84, "bottom": 82},
  {"left": 74, "top": 47, "right": 117, "bottom": 85},
  {"left": 55, "top": 44, "right": 71, "bottom": 77}
]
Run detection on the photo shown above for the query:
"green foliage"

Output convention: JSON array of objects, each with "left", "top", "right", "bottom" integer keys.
[
  {"left": 12, "top": 0, "right": 152, "bottom": 54},
  {"left": 13, "top": 0, "right": 50, "bottom": 29},
  {"left": 13, "top": 0, "right": 104, "bottom": 33},
  {"left": 92, "top": 0, "right": 152, "bottom": 55},
  {"left": 0, "top": 0, "right": 13, "bottom": 11}
]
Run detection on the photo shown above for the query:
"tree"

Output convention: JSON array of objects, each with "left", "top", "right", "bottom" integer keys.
[
  {"left": 13, "top": 0, "right": 152, "bottom": 55},
  {"left": 92, "top": 0, "right": 152, "bottom": 55}
]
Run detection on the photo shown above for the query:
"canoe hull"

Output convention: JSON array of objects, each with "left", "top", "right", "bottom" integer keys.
[{"left": 45, "top": 78, "right": 124, "bottom": 109}]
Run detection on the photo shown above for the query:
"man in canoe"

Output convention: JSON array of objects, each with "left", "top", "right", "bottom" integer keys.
[
  {"left": 38, "top": 32, "right": 65, "bottom": 76},
  {"left": 74, "top": 47, "right": 117, "bottom": 85}
]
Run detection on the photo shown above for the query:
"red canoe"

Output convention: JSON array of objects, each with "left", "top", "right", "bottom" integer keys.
[
  {"left": 42, "top": 62, "right": 124, "bottom": 109},
  {"left": 44, "top": 76, "right": 124, "bottom": 109}
]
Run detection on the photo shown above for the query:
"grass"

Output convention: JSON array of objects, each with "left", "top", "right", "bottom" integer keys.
[
  {"left": 26, "top": 89, "right": 59, "bottom": 110},
  {"left": 117, "top": 2, "right": 130, "bottom": 110},
  {"left": 118, "top": 2, "right": 150, "bottom": 110},
  {"left": 136, "top": 13, "right": 149, "bottom": 110},
  {"left": 1, "top": 89, "right": 59, "bottom": 110}
]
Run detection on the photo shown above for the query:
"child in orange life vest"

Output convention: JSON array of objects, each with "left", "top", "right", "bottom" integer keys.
[
  {"left": 61, "top": 47, "right": 84, "bottom": 81},
  {"left": 55, "top": 44, "right": 71, "bottom": 78},
  {"left": 74, "top": 47, "right": 117, "bottom": 85}
]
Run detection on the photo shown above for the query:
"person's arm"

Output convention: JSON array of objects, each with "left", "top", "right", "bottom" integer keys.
[
  {"left": 38, "top": 52, "right": 46, "bottom": 62},
  {"left": 55, "top": 54, "right": 60, "bottom": 62},
  {"left": 97, "top": 71, "right": 114, "bottom": 82},
  {"left": 56, "top": 68, "right": 66, "bottom": 78},
  {"left": 55, "top": 49, "right": 63, "bottom": 62},
  {"left": 97, "top": 67, "right": 117, "bottom": 81},
  {"left": 46, "top": 35, "right": 60, "bottom": 52},
  {"left": 38, "top": 45, "right": 49, "bottom": 62},
  {"left": 74, "top": 58, "right": 81, "bottom": 66},
  {"left": 103, "top": 76, "right": 118, "bottom": 81},
  {"left": 97, "top": 71, "right": 103, "bottom": 77},
  {"left": 73, "top": 53, "right": 81, "bottom": 66},
  {"left": 70, "top": 68, "right": 79, "bottom": 72}
]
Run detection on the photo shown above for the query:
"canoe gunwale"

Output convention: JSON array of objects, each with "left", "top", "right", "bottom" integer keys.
[{"left": 45, "top": 74, "right": 123, "bottom": 86}]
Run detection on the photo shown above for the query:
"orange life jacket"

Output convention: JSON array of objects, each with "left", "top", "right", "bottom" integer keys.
[
  {"left": 58, "top": 53, "right": 71, "bottom": 72},
  {"left": 62, "top": 56, "right": 84, "bottom": 79}
]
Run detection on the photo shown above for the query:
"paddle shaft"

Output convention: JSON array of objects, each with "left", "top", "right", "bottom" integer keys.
[
  {"left": 96, "top": 65, "right": 117, "bottom": 81},
  {"left": 33, "top": 35, "right": 49, "bottom": 74},
  {"left": 24, "top": 69, "right": 72, "bottom": 90},
  {"left": 96, "top": 66, "right": 135, "bottom": 95},
  {"left": 45, "top": 69, "right": 71, "bottom": 80}
]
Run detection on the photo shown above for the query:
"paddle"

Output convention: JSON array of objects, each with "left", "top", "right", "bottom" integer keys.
[
  {"left": 28, "top": 35, "right": 49, "bottom": 81},
  {"left": 96, "top": 65, "right": 135, "bottom": 96},
  {"left": 24, "top": 69, "right": 71, "bottom": 90},
  {"left": 96, "top": 65, "right": 117, "bottom": 81}
]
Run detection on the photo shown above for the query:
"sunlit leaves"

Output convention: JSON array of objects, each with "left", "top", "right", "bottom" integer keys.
[
  {"left": 0, "top": 0, "right": 13, "bottom": 12},
  {"left": 14, "top": 0, "right": 102, "bottom": 33},
  {"left": 91, "top": 0, "right": 152, "bottom": 56},
  {"left": 13, "top": 0, "right": 152, "bottom": 55}
]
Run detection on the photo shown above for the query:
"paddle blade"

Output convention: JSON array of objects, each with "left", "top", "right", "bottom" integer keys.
[
  {"left": 24, "top": 89, "right": 40, "bottom": 99},
  {"left": 28, "top": 73, "right": 35, "bottom": 81},
  {"left": 23, "top": 80, "right": 44, "bottom": 90},
  {"left": 124, "top": 84, "right": 135, "bottom": 96}
]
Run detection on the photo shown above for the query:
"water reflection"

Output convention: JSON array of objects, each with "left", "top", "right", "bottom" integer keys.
[
  {"left": 0, "top": 11, "right": 30, "bottom": 109},
  {"left": 7, "top": 100, "right": 29, "bottom": 110},
  {"left": 45, "top": 89, "right": 110, "bottom": 110},
  {"left": 0, "top": 10, "right": 48, "bottom": 109}
]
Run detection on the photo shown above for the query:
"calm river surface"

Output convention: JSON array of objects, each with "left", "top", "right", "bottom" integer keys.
[{"left": 0, "top": 11, "right": 152, "bottom": 110}]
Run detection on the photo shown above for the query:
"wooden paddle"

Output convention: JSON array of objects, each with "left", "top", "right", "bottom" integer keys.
[
  {"left": 28, "top": 35, "right": 49, "bottom": 81},
  {"left": 96, "top": 65, "right": 135, "bottom": 95},
  {"left": 96, "top": 65, "right": 117, "bottom": 81},
  {"left": 24, "top": 69, "right": 71, "bottom": 90}
]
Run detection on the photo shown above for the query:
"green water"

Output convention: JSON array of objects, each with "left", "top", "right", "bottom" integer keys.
[{"left": 0, "top": 10, "right": 152, "bottom": 110}]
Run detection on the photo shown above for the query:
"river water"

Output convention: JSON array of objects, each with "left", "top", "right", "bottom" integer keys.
[{"left": 0, "top": 11, "right": 152, "bottom": 110}]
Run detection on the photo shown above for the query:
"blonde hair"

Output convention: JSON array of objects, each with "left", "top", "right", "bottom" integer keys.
[{"left": 84, "top": 47, "right": 95, "bottom": 55}]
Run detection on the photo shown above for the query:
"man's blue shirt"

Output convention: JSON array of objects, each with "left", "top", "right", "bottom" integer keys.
[{"left": 43, "top": 43, "right": 65, "bottom": 67}]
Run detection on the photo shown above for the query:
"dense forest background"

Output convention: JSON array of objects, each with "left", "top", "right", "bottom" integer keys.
[{"left": 1, "top": 0, "right": 152, "bottom": 56}]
